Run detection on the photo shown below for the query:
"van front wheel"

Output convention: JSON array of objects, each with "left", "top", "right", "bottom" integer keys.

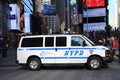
[
  {"left": 87, "top": 56, "right": 102, "bottom": 70},
  {"left": 27, "top": 58, "right": 41, "bottom": 71}
]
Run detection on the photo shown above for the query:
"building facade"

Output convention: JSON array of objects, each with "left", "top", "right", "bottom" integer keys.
[
  {"left": 33, "top": 0, "right": 62, "bottom": 34},
  {"left": 0, "top": 1, "right": 10, "bottom": 36},
  {"left": 114, "top": 0, "right": 120, "bottom": 29},
  {"left": 46, "top": 15, "right": 60, "bottom": 34},
  {"left": 51, "top": 0, "right": 65, "bottom": 32},
  {"left": 118, "top": 0, "right": 120, "bottom": 28}
]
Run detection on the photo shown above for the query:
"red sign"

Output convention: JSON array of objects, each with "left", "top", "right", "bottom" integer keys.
[{"left": 83, "top": 0, "right": 105, "bottom": 8}]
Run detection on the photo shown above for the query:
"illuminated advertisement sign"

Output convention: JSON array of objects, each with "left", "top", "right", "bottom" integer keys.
[
  {"left": 10, "top": 4, "right": 20, "bottom": 30},
  {"left": 83, "top": 22, "right": 106, "bottom": 32},
  {"left": 83, "top": 0, "right": 105, "bottom": 8},
  {"left": 17, "top": 0, "right": 24, "bottom": 14},
  {"left": 21, "top": 0, "right": 33, "bottom": 14},
  {"left": 70, "top": 0, "right": 77, "bottom": 5},
  {"left": 70, "top": 0, "right": 78, "bottom": 25},
  {"left": 83, "top": 8, "right": 106, "bottom": 17},
  {"left": 43, "top": 5, "right": 56, "bottom": 15},
  {"left": 24, "top": 13, "right": 30, "bottom": 33}
]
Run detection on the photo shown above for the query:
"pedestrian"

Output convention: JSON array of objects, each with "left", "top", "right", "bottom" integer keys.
[
  {"left": 118, "top": 40, "right": 120, "bottom": 63},
  {"left": 1, "top": 41, "right": 8, "bottom": 59},
  {"left": 110, "top": 36, "right": 119, "bottom": 57},
  {"left": 118, "top": 37, "right": 120, "bottom": 63}
]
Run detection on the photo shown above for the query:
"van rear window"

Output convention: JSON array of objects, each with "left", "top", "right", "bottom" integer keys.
[{"left": 21, "top": 37, "right": 43, "bottom": 47}]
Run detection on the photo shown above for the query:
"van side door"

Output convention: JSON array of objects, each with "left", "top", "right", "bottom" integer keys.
[
  {"left": 43, "top": 37, "right": 55, "bottom": 63},
  {"left": 55, "top": 36, "right": 69, "bottom": 63}
]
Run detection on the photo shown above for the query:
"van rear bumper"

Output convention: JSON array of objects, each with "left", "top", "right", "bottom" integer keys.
[
  {"left": 15, "top": 60, "right": 18, "bottom": 64},
  {"left": 15, "top": 60, "right": 26, "bottom": 65}
]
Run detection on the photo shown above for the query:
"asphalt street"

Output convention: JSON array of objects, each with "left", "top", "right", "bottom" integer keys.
[
  {"left": 0, "top": 48, "right": 120, "bottom": 80},
  {"left": 0, "top": 62, "right": 120, "bottom": 80}
]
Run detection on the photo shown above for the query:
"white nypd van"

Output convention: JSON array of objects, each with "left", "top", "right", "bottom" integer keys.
[{"left": 17, "top": 34, "right": 113, "bottom": 70}]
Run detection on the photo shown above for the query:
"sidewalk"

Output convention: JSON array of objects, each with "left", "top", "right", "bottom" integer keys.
[{"left": 0, "top": 48, "right": 18, "bottom": 67}]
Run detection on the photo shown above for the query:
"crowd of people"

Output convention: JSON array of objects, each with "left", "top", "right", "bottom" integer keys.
[
  {"left": 0, "top": 39, "right": 8, "bottom": 59},
  {"left": 84, "top": 29, "right": 120, "bottom": 63},
  {"left": 84, "top": 30, "right": 107, "bottom": 45}
]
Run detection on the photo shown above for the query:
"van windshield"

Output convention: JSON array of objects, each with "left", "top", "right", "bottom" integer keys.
[{"left": 82, "top": 35, "right": 96, "bottom": 46}]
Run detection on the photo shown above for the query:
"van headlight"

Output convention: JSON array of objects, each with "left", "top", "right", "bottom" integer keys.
[{"left": 105, "top": 50, "right": 112, "bottom": 57}]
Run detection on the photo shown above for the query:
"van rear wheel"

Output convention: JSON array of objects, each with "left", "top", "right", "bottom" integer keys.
[
  {"left": 27, "top": 58, "right": 41, "bottom": 71},
  {"left": 87, "top": 56, "right": 102, "bottom": 70}
]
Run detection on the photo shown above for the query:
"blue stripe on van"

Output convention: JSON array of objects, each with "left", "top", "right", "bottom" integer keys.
[
  {"left": 70, "top": 48, "right": 105, "bottom": 50},
  {"left": 40, "top": 57, "right": 88, "bottom": 59},
  {"left": 19, "top": 48, "right": 105, "bottom": 51},
  {"left": 69, "top": 57, "right": 88, "bottom": 59},
  {"left": 27, "top": 48, "right": 56, "bottom": 50},
  {"left": 18, "top": 49, "right": 24, "bottom": 51}
]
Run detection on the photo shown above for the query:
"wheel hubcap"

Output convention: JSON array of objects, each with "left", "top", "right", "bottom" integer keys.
[
  {"left": 30, "top": 60, "right": 38, "bottom": 69},
  {"left": 90, "top": 59, "right": 99, "bottom": 69}
]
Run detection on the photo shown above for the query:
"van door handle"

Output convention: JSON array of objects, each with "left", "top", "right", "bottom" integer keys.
[
  {"left": 55, "top": 48, "right": 57, "bottom": 52},
  {"left": 69, "top": 48, "right": 70, "bottom": 50}
]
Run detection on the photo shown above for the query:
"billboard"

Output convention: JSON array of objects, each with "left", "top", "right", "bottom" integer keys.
[
  {"left": 83, "top": 8, "right": 106, "bottom": 17},
  {"left": 70, "top": 0, "right": 78, "bottom": 25},
  {"left": 21, "top": 0, "right": 33, "bottom": 14},
  {"left": 43, "top": 5, "right": 56, "bottom": 15},
  {"left": 83, "top": 22, "right": 106, "bottom": 32},
  {"left": 83, "top": 0, "right": 105, "bottom": 8},
  {"left": 24, "top": 13, "right": 30, "bottom": 33},
  {"left": 10, "top": 4, "right": 20, "bottom": 30}
]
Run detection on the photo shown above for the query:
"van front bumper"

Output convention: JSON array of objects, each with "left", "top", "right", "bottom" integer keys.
[{"left": 103, "top": 56, "right": 114, "bottom": 63}]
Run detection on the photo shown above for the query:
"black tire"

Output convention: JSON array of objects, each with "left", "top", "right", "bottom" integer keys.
[
  {"left": 27, "top": 58, "right": 41, "bottom": 71},
  {"left": 87, "top": 56, "right": 102, "bottom": 70}
]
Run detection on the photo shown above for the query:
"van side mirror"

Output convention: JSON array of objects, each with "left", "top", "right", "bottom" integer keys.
[
  {"left": 83, "top": 41, "right": 87, "bottom": 47},
  {"left": 98, "top": 40, "right": 104, "bottom": 45}
]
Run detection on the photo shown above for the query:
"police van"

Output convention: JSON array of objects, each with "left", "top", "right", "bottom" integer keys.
[{"left": 17, "top": 34, "right": 113, "bottom": 70}]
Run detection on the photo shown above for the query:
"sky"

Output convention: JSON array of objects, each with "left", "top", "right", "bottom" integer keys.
[{"left": 108, "top": 0, "right": 117, "bottom": 25}]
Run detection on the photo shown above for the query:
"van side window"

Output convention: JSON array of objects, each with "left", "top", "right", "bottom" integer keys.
[
  {"left": 21, "top": 37, "right": 43, "bottom": 47},
  {"left": 45, "top": 37, "right": 54, "bottom": 47},
  {"left": 71, "top": 36, "right": 85, "bottom": 46},
  {"left": 56, "top": 37, "right": 66, "bottom": 47}
]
